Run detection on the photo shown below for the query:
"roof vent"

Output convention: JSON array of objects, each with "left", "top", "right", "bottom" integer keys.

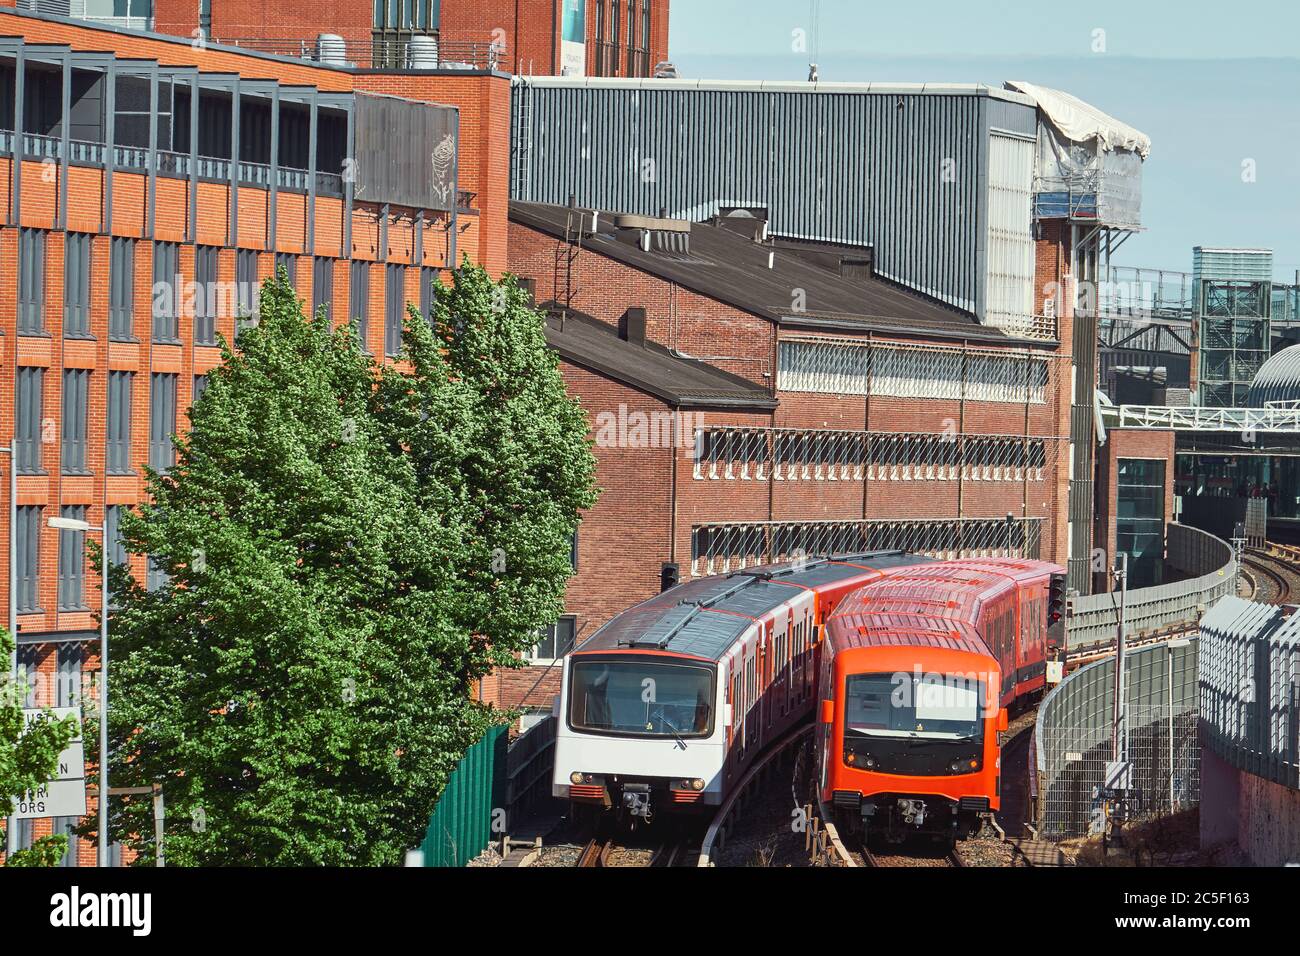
[
  {"left": 613, "top": 213, "right": 690, "bottom": 256},
  {"left": 316, "top": 34, "right": 348, "bottom": 66},
  {"left": 406, "top": 35, "right": 439, "bottom": 69}
]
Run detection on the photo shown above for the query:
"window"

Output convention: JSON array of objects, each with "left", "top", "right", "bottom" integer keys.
[
  {"left": 16, "top": 506, "right": 42, "bottom": 613},
  {"left": 54, "top": 817, "right": 80, "bottom": 868},
  {"left": 107, "top": 371, "right": 134, "bottom": 474},
  {"left": 149, "top": 372, "right": 177, "bottom": 473},
  {"left": 1117, "top": 458, "right": 1166, "bottom": 589},
  {"left": 58, "top": 505, "right": 88, "bottom": 611},
  {"left": 64, "top": 233, "right": 92, "bottom": 338},
  {"left": 385, "top": 263, "right": 404, "bottom": 357},
  {"left": 568, "top": 657, "right": 715, "bottom": 737},
  {"left": 195, "top": 245, "right": 219, "bottom": 344},
  {"left": 17, "top": 646, "right": 39, "bottom": 708},
  {"left": 105, "top": 505, "right": 127, "bottom": 608},
  {"left": 19, "top": 228, "right": 46, "bottom": 333},
  {"left": 420, "top": 265, "right": 437, "bottom": 323},
  {"left": 61, "top": 369, "right": 90, "bottom": 474},
  {"left": 313, "top": 258, "right": 334, "bottom": 322},
  {"left": 350, "top": 260, "right": 371, "bottom": 350},
  {"left": 274, "top": 252, "right": 297, "bottom": 286},
  {"left": 193, "top": 374, "right": 208, "bottom": 405},
  {"left": 610, "top": 0, "right": 621, "bottom": 74},
  {"left": 109, "top": 237, "right": 136, "bottom": 340},
  {"left": 152, "top": 241, "right": 180, "bottom": 342},
  {"left": 146, "top": 556, "right": 169, "bottom": 593},
  {"left": 236, "top": 248, "right": 259, "bottom": 324},
  {"left": 528, "top": 616, "right": 577, "bottom": 664},
  {"left": 57, "top": 644, "right": 82, "bottom": 708},
  {"left": 15, "top": 366, "right": 45, "bottom": 474}
]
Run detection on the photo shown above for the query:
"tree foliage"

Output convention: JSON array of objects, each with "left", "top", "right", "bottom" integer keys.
[
  {"left": 0, "top": 627, "right": 79, "bottom": 866},
  {"left": 105, "top": 264, "right": 596, "bottom": 865}
]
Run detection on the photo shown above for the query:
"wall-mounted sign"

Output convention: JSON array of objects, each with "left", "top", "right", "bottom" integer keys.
[
  {"left": 561, "top": 0, "right": 586, "bottom": 77},
  {"left": 12, "top": 707, "right": 87, "bottom": 819}
]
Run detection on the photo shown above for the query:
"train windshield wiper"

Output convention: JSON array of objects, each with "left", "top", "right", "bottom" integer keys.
[{"left": 651, "top": 709, "right": 688, "bottom": 749}]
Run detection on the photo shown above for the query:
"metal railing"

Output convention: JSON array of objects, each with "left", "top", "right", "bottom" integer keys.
[
  {"left": 0, "top": 128, "right": 336, "bottom": 193},
  {"left": 1110, "top": 403, "right": 1300, "bottom": 433},
  {"left": 1065, "top": 524, "right": 1236, "bottom": 656},
  {"left": 216, "top": 36, "right": 506, "bottom": 71}
]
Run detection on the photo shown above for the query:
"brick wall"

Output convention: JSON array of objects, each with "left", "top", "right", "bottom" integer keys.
[
  {"left": 0, "top": 14, "right": 509, "bottom": 865},
  {"left": 154, "top": 0, "right": 372, "bottom": 45}
]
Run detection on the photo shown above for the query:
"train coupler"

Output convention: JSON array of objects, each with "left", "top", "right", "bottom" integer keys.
[{"left": 621, "top": 783, "right": 652, "bottom": 820}]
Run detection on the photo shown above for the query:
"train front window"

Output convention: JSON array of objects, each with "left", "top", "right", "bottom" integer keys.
[
  {"left": 844, "top": 673, "right": 984, "bottom": 742},
  {"left": 569, "top": 659, "right": 715, "bottom": 738}
]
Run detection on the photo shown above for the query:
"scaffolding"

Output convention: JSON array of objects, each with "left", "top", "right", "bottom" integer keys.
[{"left": 1195, "top": 248, "right": 1273, "bottom": 408}]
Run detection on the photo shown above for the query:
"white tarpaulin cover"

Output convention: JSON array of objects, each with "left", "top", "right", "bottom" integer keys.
[{"left": 1005, "top": 80, "right": 1151, "bottom": 158}]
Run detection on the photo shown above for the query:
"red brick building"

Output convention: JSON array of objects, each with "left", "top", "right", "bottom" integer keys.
[
  {"left": 487, "top": 201, "right": 1078, "bottom": 713},
  {"left": 0, "top": 6, "right": 510, "bottom": 864},
  {"left": 150, "top": 0, "right": 670, "bottom": 78}
]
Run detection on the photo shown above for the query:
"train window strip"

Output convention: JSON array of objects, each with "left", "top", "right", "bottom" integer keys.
[{"left": 693, "top": 427, "right": 1051, "bottom": 484}]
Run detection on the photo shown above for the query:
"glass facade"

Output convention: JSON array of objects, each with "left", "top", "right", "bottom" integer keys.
[{"left": 1116, "top": 458, "right": 1165, "bottom": 588}]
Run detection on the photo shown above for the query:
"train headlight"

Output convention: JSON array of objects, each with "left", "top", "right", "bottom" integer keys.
[
  {"left": 950, "top": 761, "right": 962, "bottom": 772},
  {"left": 864, "top": 756, "right": 875, "bottom": 769},
  {"left": 691, "top": 778, "right": 706, "bottom": 791},
  {"left": 570, "top": 772, "right": 585, "bottom": 785}
]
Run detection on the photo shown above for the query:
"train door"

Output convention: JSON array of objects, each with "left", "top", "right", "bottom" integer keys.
[{"left": 771, "top": 611, "right": 790, "bottom": 724}]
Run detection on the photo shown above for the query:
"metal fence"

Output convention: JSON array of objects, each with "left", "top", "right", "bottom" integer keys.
[
  {"left": 419, "top": 724, "right": 507, "bottom": 868},
  {"left": 1199, "top": 596, "right": 1300, "bottom": 791},
  {"left": 1065, "top": 524, "right": 1236, "bottom": 655},
  {"left": 1034, "top": 639, "right": 1200, "bottom": 838}
]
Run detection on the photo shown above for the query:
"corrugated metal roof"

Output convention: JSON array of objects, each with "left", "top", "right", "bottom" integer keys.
[{"left": 511, "top": 80, "right": 1038, "bottom": 316}]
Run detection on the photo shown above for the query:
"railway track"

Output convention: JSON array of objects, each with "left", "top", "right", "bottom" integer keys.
[
  {"left": 576, "top": 832, "right": 694, "bottom": 868},
  {"left": 1242, "top": 546, "right": 1300, "bottom": 607},
  {"left": 859, "top": 843, "right": 965, "bottom": 868}
]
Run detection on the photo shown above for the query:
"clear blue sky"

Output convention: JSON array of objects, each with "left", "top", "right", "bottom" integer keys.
[{"left": 666, "top": 0, "right": 1300, "bottom": 278}]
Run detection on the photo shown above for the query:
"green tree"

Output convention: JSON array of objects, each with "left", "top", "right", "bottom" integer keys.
[
  {"left": 105, "top": 265, "right": 596, "bottom": 865},
  {"left": 0, "top": 627, "right": 79, "bottom": 867}
]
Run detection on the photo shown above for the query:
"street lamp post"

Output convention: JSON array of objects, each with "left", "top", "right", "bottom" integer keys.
[
  {"left": 2, "top": 442, "right": 16, "bottom": 859},
  {"left": 48, "top": 514, "right": 110, "bottom": 867}
]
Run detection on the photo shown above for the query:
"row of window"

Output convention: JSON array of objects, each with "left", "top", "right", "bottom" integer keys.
[
  {"left": 14, "top": 369, "right": 179, "bottom": 476},
  {"left": 14, "top": 229, "right": 437, "bottom": 357},
  {"left": 777, "top": 340, "right": 1051, "bottom": 405},
  {"left": 593, "top": 0, "right": 654, "bottom": 77},
  {"left": 15, "top": 503, "right": 134, "bottom": 614},
  {"left": 693, "top": 429, "right": 1050, "bottom": 482}
]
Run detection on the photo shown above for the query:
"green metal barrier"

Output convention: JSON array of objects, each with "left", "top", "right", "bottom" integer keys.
[{"left": 420, "top": 723, "right": 508, "bottom": 867}]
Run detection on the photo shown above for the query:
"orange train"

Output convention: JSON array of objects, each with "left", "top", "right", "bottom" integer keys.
[{"left": 817, "top": 559, "right": 1067, "bottom": 842}]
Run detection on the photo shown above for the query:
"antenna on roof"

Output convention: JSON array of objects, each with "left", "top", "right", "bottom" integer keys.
[{"left": 807, "top": 0, "right": 821, "bottom": 82}]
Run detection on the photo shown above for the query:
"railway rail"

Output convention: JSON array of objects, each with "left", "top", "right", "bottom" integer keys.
[{"left": 1242, "top": 544, "right": 1300, "bottom": 608}]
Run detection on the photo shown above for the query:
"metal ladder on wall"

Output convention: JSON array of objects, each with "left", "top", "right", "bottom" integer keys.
[
  {"left": 552, "top": 208, "right": 582, "bottom": 327},
  {"left": 512, "top": 78, "right": 532, "bottom": 199}
]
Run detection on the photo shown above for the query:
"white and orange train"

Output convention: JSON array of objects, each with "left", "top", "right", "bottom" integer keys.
[{"left": 552, "top": 550, "right": 1066, "bottom": 840}]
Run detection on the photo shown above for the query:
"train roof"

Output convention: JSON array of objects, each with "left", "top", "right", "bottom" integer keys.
[
  {"left": 826, "top": 611, "right": 991, "bottom": 657},
  {"left": 573, "top": 551, "right": 928, "bottom": 661}
]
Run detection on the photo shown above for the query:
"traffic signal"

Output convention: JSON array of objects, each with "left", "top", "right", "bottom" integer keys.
[{"left": 1048, "top": 573, "right": 1068, "bottom": 626}]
